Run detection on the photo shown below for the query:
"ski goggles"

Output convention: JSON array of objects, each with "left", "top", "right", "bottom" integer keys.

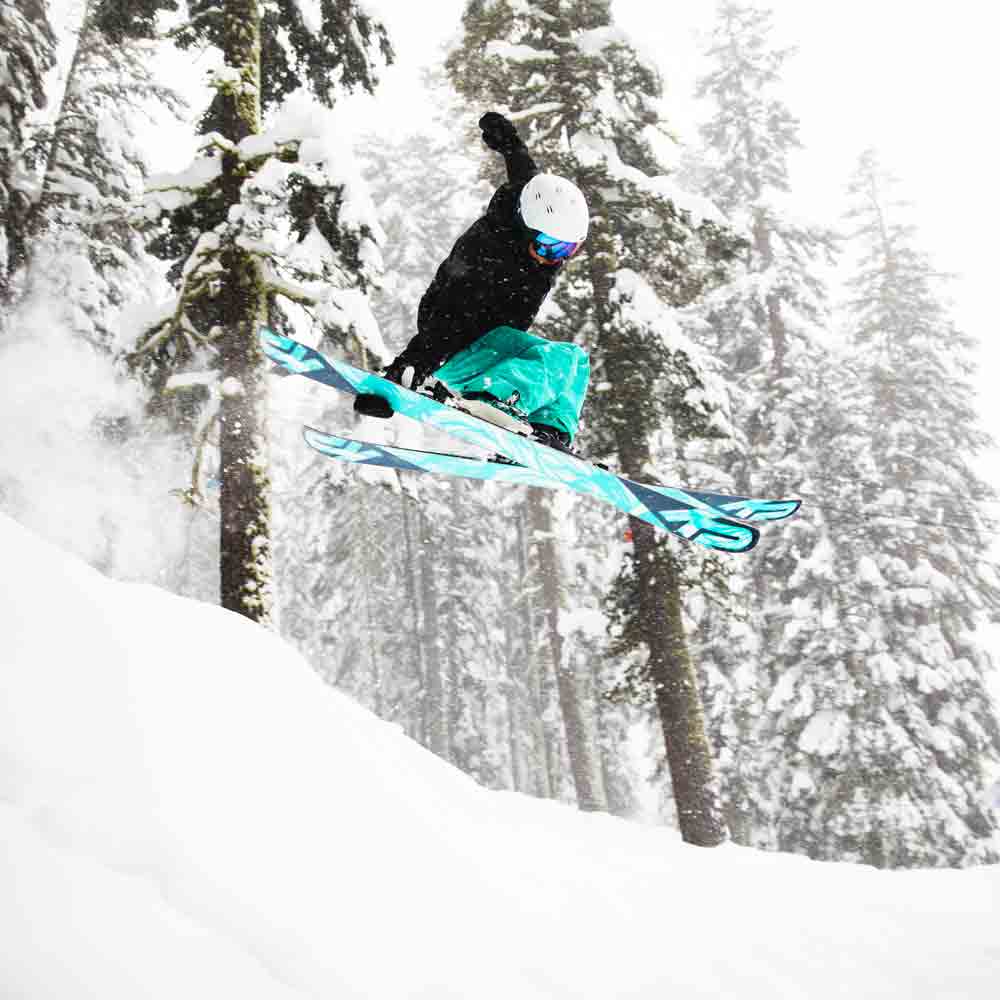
[{"left": 531, "top": 231, "right": 582, "bottom": 261}]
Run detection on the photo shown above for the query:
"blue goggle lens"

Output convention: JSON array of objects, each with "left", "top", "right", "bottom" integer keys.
[{"left": 532, "top": 232, "right": 581, "bottom": 261}]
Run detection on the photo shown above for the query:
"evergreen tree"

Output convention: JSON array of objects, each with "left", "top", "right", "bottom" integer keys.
[
  {"left": 0, "top": 0, "right": 57, "bottom": 308},
  {"left": 106, "top": 0, "right": 392, "bottom": 625},
  {"left": 21, "top": 0, "right": 179, "bottom": 350},
  {"left": 689, "top": 0, "right": 841, "bottom": 844},
  {"left": 787, "top": 148, "right": 1000, "bottom": 867},
  {"left": 691, "top": 3, "right": 999, "bottom": 866},
  {"left": 0, "top": 2, "right": 196, "bottom": 587},
  {"left": 448, "top": 0, "right": 741, "bottom": 840},
  {"left": 693, "top": 1, "right": 837, "bottom": 497}
]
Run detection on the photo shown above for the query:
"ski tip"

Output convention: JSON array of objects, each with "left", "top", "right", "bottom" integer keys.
[
  {"left": 757, "top": 497, "right": 802, "bottom": 522},
  {"left": 718, "top": 497, "right": 803, "bottom": 524},
  {"left": 769, "top": 497, "right": 803, "bottom": 521},
  {"left": 688, "top": 512, "right": 760, "bottom": 553}
]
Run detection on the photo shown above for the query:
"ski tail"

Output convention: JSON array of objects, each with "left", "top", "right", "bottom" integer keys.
[{"left": 261, "top": 327, "right": 360, "bottom": 395}]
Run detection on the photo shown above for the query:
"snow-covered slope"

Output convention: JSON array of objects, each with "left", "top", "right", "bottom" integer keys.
[{"left": 1, "top": 512, "right": 997, "bottom": 999}]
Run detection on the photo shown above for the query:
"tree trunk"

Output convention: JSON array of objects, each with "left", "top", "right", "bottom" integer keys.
[
  {"left": 587, "top": 203, "right": 725, "bottom": 845},
  {"left": 631, "top": 520, "right": 727, "bottom": 845},
  {"left": 752, "top": 212, "right": 787, "bottom": 379},
  {"left": 418, "top": 508, "right": 447, "bottom": 758},
  {"left": 515, "top": 509, "right": 553, "bottom": 798},
  {"left": 398, "top": 490, "right": 426, "bottom": 742},
  {"left": 217, "top": 0, "right": 272, "bottom": 624},
  {"left": 529, "top": 489, "right": 607, "bottom": 812},
  {"left": 615, "top": 425, "right": 727, "bottom": 846}
]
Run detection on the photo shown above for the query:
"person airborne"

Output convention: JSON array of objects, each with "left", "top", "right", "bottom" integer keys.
[{"left": 355, "top": 111, "right": 591, "bottom": 451}]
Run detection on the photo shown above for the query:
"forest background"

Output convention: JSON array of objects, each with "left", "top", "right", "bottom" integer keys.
[{"left": 2, "top": 0, "right": 999, "bottom": 869}]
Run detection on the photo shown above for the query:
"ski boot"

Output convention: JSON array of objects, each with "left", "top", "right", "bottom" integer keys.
[
  {"left": 530, "top": 423, "right": 575, "bottom": 454},
  {"left": 488, "top": 424, "right": 578, "bottom": 466}
]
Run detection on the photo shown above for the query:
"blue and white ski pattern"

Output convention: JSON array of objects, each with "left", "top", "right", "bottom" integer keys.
[
  {"left": 262, "top": 329, "right": 800, "bottom": 553},
  {"left": 302, "top": 430, "right": 801, "bottom": 523}
]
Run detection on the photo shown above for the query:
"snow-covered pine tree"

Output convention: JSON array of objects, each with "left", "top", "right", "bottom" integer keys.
[
  {"left": 794, "top": 148, "right": 1000, "bottom": 867},
  {"left": 0, "top": 2, "right": 197, "bottom": 587},
  {"left": 448, "top": 0, "right": 742, "bottom": 840},
  {"left": 104, "top": 0, "right": 392, "bottom": 624},
  {"left": 19, "top": 0, "right": 179, "bottom": 351},
  {"left": 688, "top": 0, "right": 840, "bottom": 845},
  {"left": 0, "top": 0, "right": 57, "bottom": 308}
]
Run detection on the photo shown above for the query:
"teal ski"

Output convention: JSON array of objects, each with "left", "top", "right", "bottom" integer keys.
[
  {"left": 302, "top": 428, "right": 801, "bottom": 525},
  {"left": 262, "top": 329, "right": 799, "bottom": 552}
]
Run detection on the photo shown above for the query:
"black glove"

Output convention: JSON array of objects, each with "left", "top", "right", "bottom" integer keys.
[
  {"left": 479, "top": 111, "right": 519, "bottom": 153},
  {"left": 353, "top": 356, "right": 411, "bottom": 419},
  {"left": 353, "top": 393, "right": 393, "bottom": 419}
]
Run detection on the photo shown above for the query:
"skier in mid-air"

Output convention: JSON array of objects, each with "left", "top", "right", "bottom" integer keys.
[
  {"left": 263, "top": 113, "right": 799, "bottom": 549},
  {"left": 354, "top": 111, "right": 591, "bottom": 451}
]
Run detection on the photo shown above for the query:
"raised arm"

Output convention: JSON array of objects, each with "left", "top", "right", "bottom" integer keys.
[{"left": 479, "top": 112, "right": 538, "bottom": 188}]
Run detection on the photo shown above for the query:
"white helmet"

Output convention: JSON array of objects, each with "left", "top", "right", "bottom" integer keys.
[{"left": 519, "top": 174, "right": 590, "bottom": 244}]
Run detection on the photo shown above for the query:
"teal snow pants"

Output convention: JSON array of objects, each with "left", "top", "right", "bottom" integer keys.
[{"left": 433, "top": 326, "right": 590, "bottom": 440}]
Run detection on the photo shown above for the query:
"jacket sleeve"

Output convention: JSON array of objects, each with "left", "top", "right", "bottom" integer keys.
[
  {"left": 501, "top": 134, "right": 538, "bottom": 189},
  {"left": 392, "top": 307, "right": 448, "bottom": 373},
  {"left": 484, "top": 136, "right": 539, "bottom": 231}
]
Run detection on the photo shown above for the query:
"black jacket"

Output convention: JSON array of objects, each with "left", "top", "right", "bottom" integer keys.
[{"left": 393, "top": 138, "right": 562, "bottom": 375}]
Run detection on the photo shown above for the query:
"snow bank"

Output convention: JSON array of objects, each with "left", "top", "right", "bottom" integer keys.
[{"left": 1, "top": 512, "right": 998, "bottom": 999}]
